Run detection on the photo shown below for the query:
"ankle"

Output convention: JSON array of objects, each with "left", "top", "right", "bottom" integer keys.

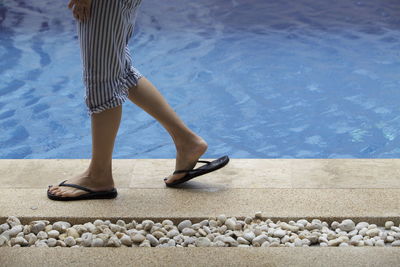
[
  {"left": 174, "top": 132, "right": 204, "bottom": 149},
  {"left": 86, "top": 164, "right": 112, "bottom": 178}
]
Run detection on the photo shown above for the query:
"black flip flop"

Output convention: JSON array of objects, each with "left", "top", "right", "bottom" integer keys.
[
  {"left": 164, "top": 155, "right": 230, "bottom": 187},
  {"left": 47, "top": 180, "right": 118, "bottom": 201}
]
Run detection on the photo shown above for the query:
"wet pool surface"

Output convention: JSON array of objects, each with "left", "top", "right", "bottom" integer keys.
[{"left": 1, "top": 0, "right": 400, "bottom": 158}]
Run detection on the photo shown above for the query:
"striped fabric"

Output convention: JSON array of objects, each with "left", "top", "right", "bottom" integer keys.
[{"left": 76, "top": 0, "right": 143, "bottom": 117}]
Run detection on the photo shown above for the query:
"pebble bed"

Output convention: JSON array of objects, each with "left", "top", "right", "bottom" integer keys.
[{"left": 1, "top": 212, "right": 400, "bottom": 248}]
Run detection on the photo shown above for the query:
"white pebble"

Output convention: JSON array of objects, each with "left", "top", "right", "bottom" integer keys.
[
  {"left": 339, "top": 219, "right": 355, "bottom": 232},
  {"left": 224, "top": 218, "right": 236, "bottom": 231},
  {"left": 91, "top": 238, "right": 104, "bottom": 247},
  {"left": 385, "top": 221, "right": 394, "bottom": 230},
  {"left": 366, "top": 228, "right": 380, "bottom": 237},
  {"left": 6, "top": 216, "right": 21, "bottom": 228},
  {"left": 375, "top": 240, "right": 385, "bottom": 247},
  {"left": 52, "top": 221, "right": 71, "bottom": 233},
  {"left": 146, "top": 234, "right": 159, "bottom": 247},
  {"left": 243, "top": 231, "right": 255, "bottom": 242},
  {"left": 120, "top": 234, "right": 133, "bottom": 246},
  {"left": 391, "top": 240, "right": 400, "bottom": 247},
  {"left": 177, "top": 220, "right": 192, "bottom": 232},
  {"left": 182, "top": 228, "right": 196, "bottom": 236},
  {"left": 195, "top": 237, "right": 211, "bottom": 247},
  {"left": 131, "top": 233, "right": 146, "bottom": 243},
  {"left": 355, "top": 222, "right": 369, "bottom": 230},
  {"left": 64, "top": 236, "right": 76, "bottom": 247},
  {"left": 141, "top": 220, "right": 154, "bottom": 231},
  {"left": 273, "top": 229, "right": 286, "bottom": 238},
  {"left": 106, "top": 236, "right": 121, "bottom": 247}
]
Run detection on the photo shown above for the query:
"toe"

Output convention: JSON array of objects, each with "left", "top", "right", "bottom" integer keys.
[{"left": 164, "top": 173, "right": 186, "bottom": 184}]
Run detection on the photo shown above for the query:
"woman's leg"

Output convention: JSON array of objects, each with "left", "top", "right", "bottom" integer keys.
[
  {"left": 48, "top": 105, "right": 122, "bottom": 197},
  {"left": 127, "top": 76, "right": 208, "bottom": 184}
]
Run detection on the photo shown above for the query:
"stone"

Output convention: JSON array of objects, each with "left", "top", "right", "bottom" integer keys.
[
  {"left": 66, "top": 228, "right": 80, "bottom": 239},
  {"left": 47, "top": 230, "right": 60, "bottom": 239},
  {"left": 162, "top": 219, "right": 174, "bottom": 226},
  {"left": 11, "top": 236, "right": 28, "bottom": 247},
  {"left": 8, "top": 225, "right": 23, "bottom": 237},
  {"left": 141, "top": 220, "right": 154, "bottom": 232},
  {"left": 280, "top": 222, "right": 299, "bottom": 232},
  {"left": 391, "top": 240, "right": 400, "bottom": 247},
  {"left": 64, "top": 236, "right": 76, "bottom": 247},
  {"left": 225, "top": 218, "right": 236, "bottom": 231},
  {"left": 339, "top": 219, "right": 355, "bottom": 232},
  {"left": 106, "top": 236, "right": 121, "bottom": 247},
  {"left": 350, "top": 235, "right": 363, "bottom": 245},
  {"left": 52, "top": 221, "right": 71, "bottom": 233},
  {"left": 217, "top": 215, "right": 227, "bottom": 224},
  {"left": 120, "top": 234, "right": 133, "bottom": 246},
  {"left": 243, "top": 231, "right": 255, "bottom": 242},
  {"left": 355, "top": 222, "right": 369, "bottom": 231},
  {"left": 178, "top": 220, "right": 192, "bottom": 232},
  {"left": 31, "top": 222, "right": 46, "bottom": 234},
  {"left": 146, "top": 234, "right": 159, "bottom": 247},
  {"left": 385, "top": 221, "right": 394, "bottom": 230},
  {"left": 93, "top": 220, "right": 104, "bottom": 226},
  {"left": 167, "top": 229, "right": 179, "bottom": 238},
  {"left": 0, "top": 223, "right": 10, "bottom": 234},
  {"left": 223, "top": 236, "right": 238, "bottom": 247},
  {"left": 152, "top": 231, "right": 165, "bottom": 239},
  {"left": 273, "top": 229, "right": 286, "bottom": 238},
  {"left": 6, "top": 216, "right": 21, "bottom": 228},
  {"left": 209, "top": 220, "right": 218, "bottom": 228},
  {"left": 328, "top": 238, "right": 341, "bottom": 246},
  {"left": 167, "top": 239, "right": 176, "bottom": 247},
  {"left": 37, "top": 231, "right": 48, "bottom": 240},
  {"left": 139, "top": 240, "right": 151, "bottom": 247},
  {"left": 366, "top": 228, "right": 380, "bottom": 237},
  {"left": 244, "top": 217, "right": 253, "bottom": 225},
  {"left": 91, "top": 238, "right": 104, "bottom": 247},
  {"left": 198, "top": 229, "right": 207, "bottom": 237},
  {"left": 364, "top": 239, "right": 374, "bottom": 246},
  {"left": 359, "top": 228, "right": 368, "bottom": 236},
  {"left": 252, "top": 234, "right": 268, "bottom": 246},
  {"left": 255, "top": 211, "right": 262, "bottom": 219},
  {"left": 375, "top": 240, "right": 385, "bottom": 247},
  {"left": 195, "top": 237, "right": 211, "bottom": 247},
  {"left": 81, "top": 232, "right": 93, "bottom": 247},
  {"left": 45, "top": 238, "right": 56, "bottom": 247},
  {"left": 116, "top": 220, "right": 126, "bottom": 227},
  {"left": 131, "top": 233, "right": 146, "bottom": 243},
  {"left": 386, "top": 236, "right": 395, "bottom": 243},
  {"left": 182, "top": 228, "right": 196, "bottom": 236},
  {"left": 237, "top": 237, "right": 250, "bottom": 245}
]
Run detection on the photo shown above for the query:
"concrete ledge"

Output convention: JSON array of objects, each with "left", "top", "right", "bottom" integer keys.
[
  {"left": 1, "top": 158, "right": 400, "bottom": 189},
  {"left": 1, "top": 247, "right": 400, "bottom": 267}
]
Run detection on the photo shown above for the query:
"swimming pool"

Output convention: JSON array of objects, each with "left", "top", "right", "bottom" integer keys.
[{"left": 1, "top": 0, "right": 400, "bottom": 159}]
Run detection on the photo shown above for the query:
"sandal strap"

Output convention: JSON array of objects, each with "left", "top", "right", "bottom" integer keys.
[
  {"left": 197, "top": 160, "right": 211, "bottom": 164},
  {"left": 172, "top": 160, "right": 211, "bottom": 174},
  {"left": 59, "top": 180, "right": 94, "bottom": 193}
]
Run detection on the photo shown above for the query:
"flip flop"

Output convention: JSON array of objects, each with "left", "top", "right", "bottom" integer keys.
[
  {"left": 164, "top": 155, "right": 229, "bottom": 187},
  {"left": 47, "top": 180, "right": 118, "bottom": 201}
]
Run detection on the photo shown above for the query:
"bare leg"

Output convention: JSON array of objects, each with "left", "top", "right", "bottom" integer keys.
[
  {"left": 48, "top": 105, "right": 122, "bottom": 197},
  {"left": 128, "top": 76, "right": 208, "bottom": 184}
]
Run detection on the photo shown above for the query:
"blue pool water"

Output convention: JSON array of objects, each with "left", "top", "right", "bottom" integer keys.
[{"left": 1, "top": 0, "right": 400, "bottom": 159}]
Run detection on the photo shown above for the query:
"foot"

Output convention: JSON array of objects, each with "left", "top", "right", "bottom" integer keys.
[
  {"left": 47, "top": 169, "right": 115, "bottom": 198},
  {"left": 164, "top": 135, "right": 208, "bottom": 185}
]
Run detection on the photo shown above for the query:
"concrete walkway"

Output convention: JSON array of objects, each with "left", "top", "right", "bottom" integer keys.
[{"left": 1, "top": 158, "right": 400, "bottom": 266}]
